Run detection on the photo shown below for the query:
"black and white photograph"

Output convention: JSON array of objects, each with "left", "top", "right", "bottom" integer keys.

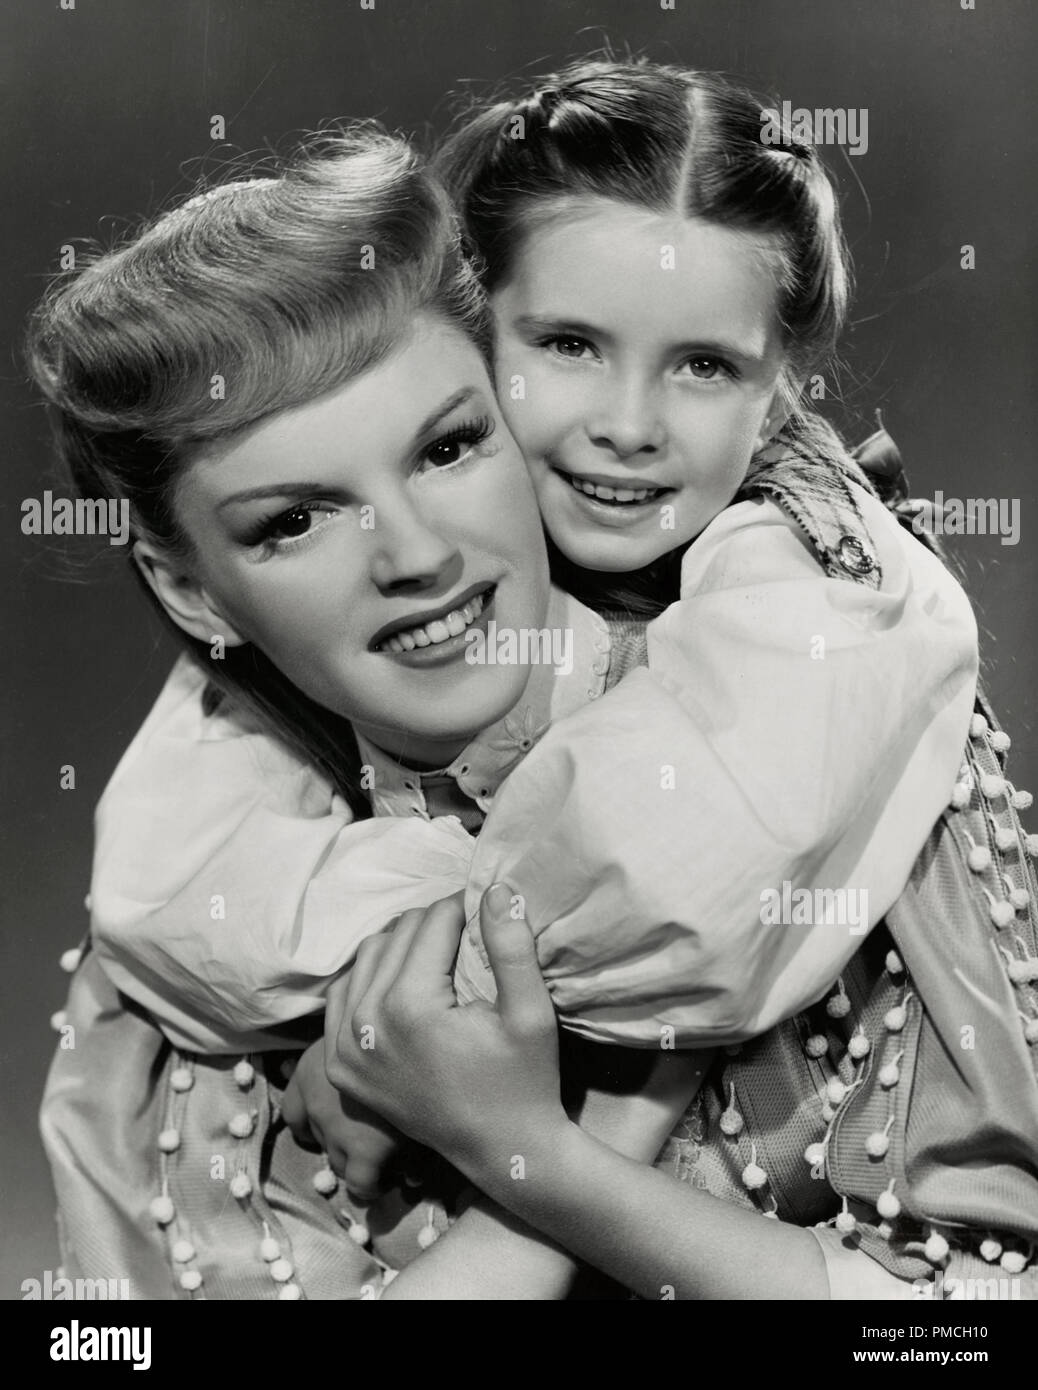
[{"left": 4, "top": 0, "right": 1037, "bottom": 1348}]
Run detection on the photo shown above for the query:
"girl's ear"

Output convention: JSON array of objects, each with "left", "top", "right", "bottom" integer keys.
[
  {"left": 754, "top": 377, "right": 802, "bottom": 452},
  {"left": 133, "top": 541, "right": 248, "bottom": 648}
]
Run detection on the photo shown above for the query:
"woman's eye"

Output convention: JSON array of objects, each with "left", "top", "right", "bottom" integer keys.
[
  {"left": 420, "top": 417, "right": 496, "bottom": 472},
  {"left": 425, "top": 438, "right": 472, "bottom": 468},
  {"left": 272, "top": 508, "right": 317, "bottom": 539},
  {"left": 250, "top": 502, "right": 336, "bottom": 551}
]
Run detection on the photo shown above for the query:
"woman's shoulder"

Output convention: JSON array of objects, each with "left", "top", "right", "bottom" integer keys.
[{"left": 100, "top": 653, "right": 338, "bottom": 823}]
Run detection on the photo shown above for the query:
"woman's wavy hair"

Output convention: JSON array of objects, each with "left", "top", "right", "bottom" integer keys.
[
  {"left": 27, "top": 126, "right": 490, "bottom": 816},
  {"left": 435, "top": 58, "right": 853, "bottom": 615}
]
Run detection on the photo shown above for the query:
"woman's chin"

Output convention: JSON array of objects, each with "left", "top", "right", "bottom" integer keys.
[{"left": 380, "top": 667, "right": 532, "bottom": 752}]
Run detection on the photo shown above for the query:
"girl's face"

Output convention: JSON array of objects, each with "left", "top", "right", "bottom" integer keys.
[
  {"left": 492, "top": 199, "right": 790, "bottom": 573},
  {"left": 164, "top": 316, "right": 550, "bottom": 769}
]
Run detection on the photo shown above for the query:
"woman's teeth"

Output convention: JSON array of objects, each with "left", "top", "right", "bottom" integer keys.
[
  {"left": 562, "top": 473, "right": 662, "bottom": 504},
  {"left": 379, "top": 590, "right": 487, "bottom": 654}
]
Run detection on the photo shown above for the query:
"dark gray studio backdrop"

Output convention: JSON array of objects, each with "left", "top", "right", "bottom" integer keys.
[{"left": 3, "top": 0, "right": 1035, "bottom": 1297}]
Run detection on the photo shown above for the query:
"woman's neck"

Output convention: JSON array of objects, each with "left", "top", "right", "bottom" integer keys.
[{"left": 351, "top": 724, "right": 474, "bottom": 774}]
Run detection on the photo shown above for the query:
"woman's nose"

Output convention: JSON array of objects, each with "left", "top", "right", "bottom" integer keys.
[
  {"left": 585, "top": 378, "right": 667, "bottom": 459},
  {"left": 367, "top": 503, "right": 463, "bottom": 594}
]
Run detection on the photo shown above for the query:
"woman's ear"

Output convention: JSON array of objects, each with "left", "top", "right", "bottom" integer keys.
[{"left": 133, "top": 541, "right": 247, "bottom": 648}]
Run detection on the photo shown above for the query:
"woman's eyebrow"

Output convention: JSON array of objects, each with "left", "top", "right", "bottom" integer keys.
[
  {"left": 411, "top": 385, "right": 480, "bottom": 440},
  {"left": 218, "top": 481, "right": 332, "bottom": 511},
  {"left": 216, "top": 387, "right": 484, "bottom": 511}
]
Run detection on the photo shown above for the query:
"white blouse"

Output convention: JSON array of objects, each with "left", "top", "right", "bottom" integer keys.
[{"left": 90, "top": 485, "right": 978, "bottom": 1053}]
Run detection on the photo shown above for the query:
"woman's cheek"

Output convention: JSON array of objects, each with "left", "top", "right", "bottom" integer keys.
[
  {"left": 222, "top": 561, "right": 338, "bottom": 654},
  {"left": 469, "top": 444, "right": 542, "bottom": 527}
]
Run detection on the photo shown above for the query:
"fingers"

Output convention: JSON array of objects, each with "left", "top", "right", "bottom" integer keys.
[
  {"left": 341, "top": 1118, "right": 399, "bottom": 1201},
  {"left": 388, "top": 894, "right": 467, "bottom": 1004},
  {"left": 479, "top": 882, "right": 556, "bottom": 1035},
  {"left": 324, "top": 925, "right": 398, "bottom": 1076},
  {"left": 361, "top": 908, "right": 427, "bottom": 995},
  {"left": 341, "top": 922, "right": 399, "bottom": 1013},
  {"left": 279, "top": 1076, "right": 317, "bottom": 1148}
]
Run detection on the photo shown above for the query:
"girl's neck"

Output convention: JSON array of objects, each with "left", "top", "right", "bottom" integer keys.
[{"left": 545, "top": 536, "right": 687, "bottom": 620}]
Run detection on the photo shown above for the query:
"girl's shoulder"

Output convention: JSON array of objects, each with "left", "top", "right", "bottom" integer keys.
[{"left": 679, "top": 417, "right": 968, "bottom": 613}]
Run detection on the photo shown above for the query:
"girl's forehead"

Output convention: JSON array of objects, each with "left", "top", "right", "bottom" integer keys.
[
  {"left": 498, "top": 199, "right": 785, "bottom": 348},
  {"left": 512, "top": 196, "right": 784, "bottom": 281}
]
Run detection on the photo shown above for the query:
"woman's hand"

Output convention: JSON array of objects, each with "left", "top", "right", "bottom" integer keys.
[
  {"left": 324, "top": 884, "right": 569, "bottom": 1183},
  {"left": 280, "top": 1035, "right": 403, "bottom": 1200}
]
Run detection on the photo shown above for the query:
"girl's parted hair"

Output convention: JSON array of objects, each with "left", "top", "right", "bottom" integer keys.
[
  {"left": 437, "top": 58, "right": 851, "bottom": 387},
  {"left": 28, "top": 127, "right": 490, "bottom": 815}
]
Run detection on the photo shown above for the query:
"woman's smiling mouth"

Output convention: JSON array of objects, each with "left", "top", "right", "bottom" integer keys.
[{"left": 370, "top": 583, "right": 496, "bottom": 660}]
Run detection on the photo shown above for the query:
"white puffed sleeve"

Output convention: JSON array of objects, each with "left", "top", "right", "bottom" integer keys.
[
  {"left": 91, "top": 658, "right": 475, "bottom": 1053},
  {"left": 455, "top": 489, "right": 979, "bottom": 1046}
]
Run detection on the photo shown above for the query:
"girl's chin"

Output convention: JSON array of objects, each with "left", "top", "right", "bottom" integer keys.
[{"left": 553, "top": 530, "right": 677, "bottom": 575}]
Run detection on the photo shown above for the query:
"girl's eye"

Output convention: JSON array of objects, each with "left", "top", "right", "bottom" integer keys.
[
  {"left": 682, "top": 356, "right": 734, "bottom": 382},
  {"left": 419, "top": 416, "right": 496, "bottom": 472},
  {"left": 545, "top": 335, "right": 595, "bottom": 360}
]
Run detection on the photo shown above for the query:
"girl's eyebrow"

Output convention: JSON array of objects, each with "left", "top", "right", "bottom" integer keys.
[
  {"left": 217, "top": 386, "right": 483, "bottom": 511},
  {"left": 512, "top": 313, "right": 767, "bottom": 363},
  {"left": 513, "top": 314, "right": 605, "bottom": 339}
]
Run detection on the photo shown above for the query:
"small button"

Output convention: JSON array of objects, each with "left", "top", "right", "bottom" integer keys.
[{"left": 835, "top": 534, "right": 876, "bottom": 576}]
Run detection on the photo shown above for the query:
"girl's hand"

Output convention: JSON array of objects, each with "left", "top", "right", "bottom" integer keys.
[
  {"left": 324, "top": 885, "right": 569, "bottom": 1180},
  {"left": 280, "top": 1035, "right": 404, "bottom": 1200}
]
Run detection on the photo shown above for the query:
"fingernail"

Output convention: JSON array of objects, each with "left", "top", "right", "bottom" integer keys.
[{"left": 484, "top": 882, "right": 514, "bottom": 916}]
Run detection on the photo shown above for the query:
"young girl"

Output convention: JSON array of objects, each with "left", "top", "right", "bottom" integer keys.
[
  {"left": 37, "top": 63, "right": 1034, "bottom": 1297},
  {"left": 316, "top": 60, "right": 1038, "bottom": 1297}
]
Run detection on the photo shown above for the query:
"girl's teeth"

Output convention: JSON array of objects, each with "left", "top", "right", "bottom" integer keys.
[
  {"left": 398, "top": 631, "right": 416, "bottom": 651},
  {"left": 445, "top": 611, "right": 467, "bottom": 637},
  {"left": 425, "top": 619, "right": 450, "bottom": 643},
  {"left": 412, "top": 629, "right": 431, "bottom": 647},
  {"left": 568, "top": 474, "right": 659, "bottom": 503}
]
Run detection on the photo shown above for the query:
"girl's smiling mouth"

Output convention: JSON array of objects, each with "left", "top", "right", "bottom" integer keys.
[{"left": 551, "top": 465, "right": 673, "bottom": 507}]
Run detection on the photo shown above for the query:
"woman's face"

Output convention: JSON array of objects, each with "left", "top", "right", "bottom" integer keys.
[
  {"left": 491, "top": 199, "right": 789, "bottom": 573},
  {"left": 170, "top": 316, "right": 550, "bottom": 768}
]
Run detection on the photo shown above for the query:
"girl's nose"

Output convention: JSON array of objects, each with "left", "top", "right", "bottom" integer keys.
[
  {"left": 585, "top": 378, "right": 667, "bottom": 459},
  {"left": 368, "top": 502, "right": 463, "bottom": 594}
]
